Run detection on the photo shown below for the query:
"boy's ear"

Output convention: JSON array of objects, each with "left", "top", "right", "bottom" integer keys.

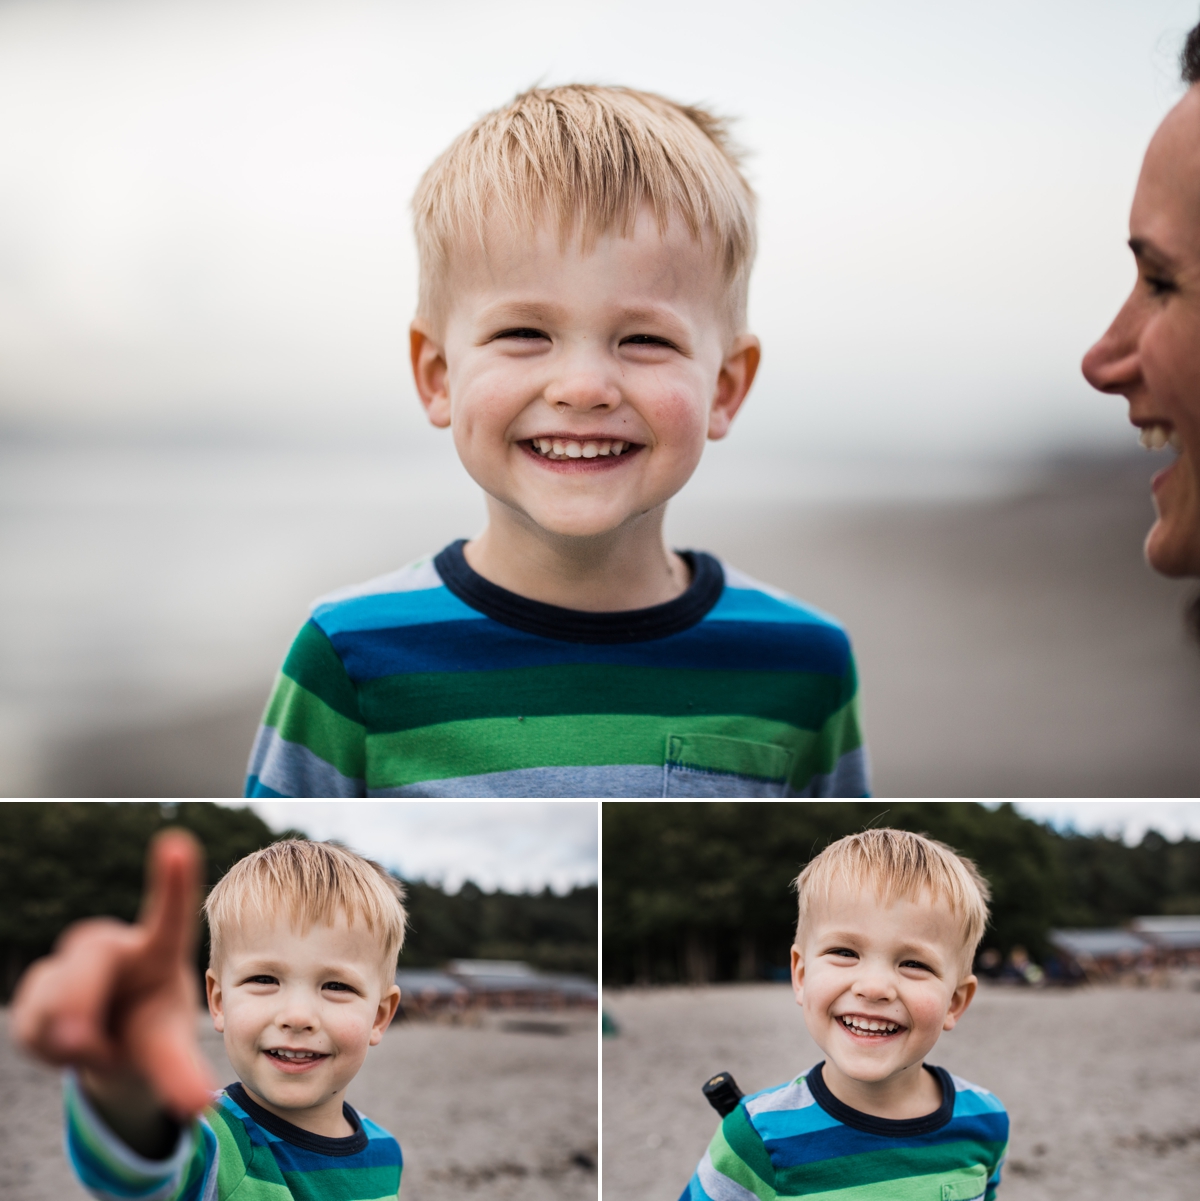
[
  {"left": 369, "top": 984, "right": 402, "bottom": 1046},
  {"left": 790, "top": 945, "right": 805, "bottom": 1008},
  {"left": 942, "top": 974, "right": 978, "bottom": 1031},
  {"left": 410, "top": 320, "right": 452, "bottom": 429},
  {"left": 205, "top": 968, "right": 225, "bottom": 1033},
  {"left": 708, "top": 333, "right": 761, "bottom": 442}
]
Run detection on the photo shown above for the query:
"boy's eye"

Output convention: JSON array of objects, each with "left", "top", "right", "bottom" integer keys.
[
  {"left": 826, "top": 948, "right": 858, "bottom": 959},
  {"left": 323, "top": 981, "right": 357, "bottom": 992},
  {"left": 245, "top": 975, "right": 278, "bottom": 985},
  {"left": 901, "top": 960, "right": 933, "bottom": 973},
  {"left": 621, "top": 334, "right": 673, "bottom": 348},
  {"left": 493, "top": 327, "right": 549, "bottom": 341}
]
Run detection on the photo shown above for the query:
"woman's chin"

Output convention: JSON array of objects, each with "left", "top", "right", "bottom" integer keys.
[{"left": 1144, "top": 516, "right": 1200, "bottom": 577}]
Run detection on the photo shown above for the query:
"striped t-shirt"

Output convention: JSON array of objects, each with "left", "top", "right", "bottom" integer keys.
[
  {"left": 65, "top": 1075, "right": 402, "bottom": 1201},
  {"left": 683, "top": 1062, "right": 1008, "bottom": 1201},
  {"left": 246, "top": 540, "right": 868, "bottom": 798}
]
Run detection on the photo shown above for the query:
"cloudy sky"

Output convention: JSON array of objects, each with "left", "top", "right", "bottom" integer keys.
[
  {"left": 2, "top": 0, "right": 1198, "bottom": 459},
  {"left": 220, "top": 801, "right": 1199, "bottom": 896},
  {"left": 233, "top": 800, "right": 598, "bottom": 893}
]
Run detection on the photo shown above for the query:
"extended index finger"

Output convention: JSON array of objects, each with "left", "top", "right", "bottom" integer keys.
[{"left": 138, "top": 829, "right": 204, "bottom": 966}]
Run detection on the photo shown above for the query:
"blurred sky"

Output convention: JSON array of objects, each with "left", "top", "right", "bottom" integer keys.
[
  {"left": 229, "top": 800, "right": 598, "bottom": 893},
  {"left": 1, "top": 0, "right": 1199, "bottom": 458},
  {"left": 1010, "top": 801, "right": 1200, "bottom": 844}
]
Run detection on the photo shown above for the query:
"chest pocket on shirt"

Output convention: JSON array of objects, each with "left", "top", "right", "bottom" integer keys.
[
  {"left": 940, "top": 1165, "right": 988, "bottom": 1201},
  {"left": 662, "top": 733, "right": 793, "bottom": 797}
]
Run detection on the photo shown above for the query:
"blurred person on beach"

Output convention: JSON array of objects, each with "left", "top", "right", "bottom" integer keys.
[
  {"left": 1083, "top": 15, "right": 1200, "bottom": 637},
  {"left": 11, "top": 832, "right": 407, "bottom": 1201},
  {"left": 243, "top": 85, "right": 868, "bottom": 799},
  {"left": 682, "top": 829, "right": 1008, "bottom": 1201}
]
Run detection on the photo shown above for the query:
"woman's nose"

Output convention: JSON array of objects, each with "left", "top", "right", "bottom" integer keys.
[{"left": 1082, "top": 301, "right": 1141, "bottom": 395}]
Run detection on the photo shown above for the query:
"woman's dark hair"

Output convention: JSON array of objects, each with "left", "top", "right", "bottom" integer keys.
[
  {"left": 1188, "top": 592, "right": 1200, "bottom": 649},
  {"left": 1184, "top": 19, "right": 1200, "bottom": 83}
]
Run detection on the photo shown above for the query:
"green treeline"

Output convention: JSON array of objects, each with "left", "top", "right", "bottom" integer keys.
[
  {"left": 602, "top": 802, "right": 1200, "bottom": 985},
  {"left": 0, "top": 802, "right": 596, "bottom": 1001}
]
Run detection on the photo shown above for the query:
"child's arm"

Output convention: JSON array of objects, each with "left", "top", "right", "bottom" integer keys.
[{"left": 11, "top": 831, "right": 216, "bottom": 1162}]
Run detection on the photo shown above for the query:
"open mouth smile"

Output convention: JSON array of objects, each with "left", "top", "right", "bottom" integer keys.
[
  {"left": 263, "top": 1048, "right": 329, "bottom": 1073},
  {"left": 1137, "top": 421, "right": 1182, "bottom": 452},
  {"left": 838, "top": 1014, "right": 904, "bottom": 1038},
  {"left": 521, "top": 437, "right": 642, "bottom": 464}
]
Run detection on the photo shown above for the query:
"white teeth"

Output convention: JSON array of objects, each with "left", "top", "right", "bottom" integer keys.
[
  {"left": 529, "top": 437, "right": 631, "bottom": 460},
  {"left": 841, "top": 1016, "right": 899, "bottom": 1034},
  {"left": 1168, "top": 430, "right": 1183, "bottom": 451},
  {"left": 1139, "top": 425, "right": 1170, "bottom": 451}
]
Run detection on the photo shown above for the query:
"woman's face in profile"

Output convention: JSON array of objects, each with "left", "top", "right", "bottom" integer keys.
[{"left": 1083, "top": 86, "right": 1200, "bottom": 577}]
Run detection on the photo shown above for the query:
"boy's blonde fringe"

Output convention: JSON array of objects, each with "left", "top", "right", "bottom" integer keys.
[
  {"left": 793, "top": 828, "right": 991, "bottom": 964},
  {"left": 412, "top": 84, "right": 757, "bottom": 330},
  {"left": 205, "top": 839, "right": 406, "bottom": 979}
]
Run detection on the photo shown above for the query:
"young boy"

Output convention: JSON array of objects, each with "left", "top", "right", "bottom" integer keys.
[
  {"left": 245, "top": 84, "right": 868, "bottom": 799},
  {"left": 12, "top": 831, "right": 406, "bottom": 1201},
  {"left": 684, "top": 829, "right": 1009, "bottom": 1201}
]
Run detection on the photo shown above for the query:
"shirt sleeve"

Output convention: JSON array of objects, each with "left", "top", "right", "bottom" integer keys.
[
  {"left": 64, "top": 1073, "right": 218, "bottom": 1201},
  {"left": 795, "top": 649, "right": 870, "bottom": 798},
  {"left": 245, "top": 619, "right": 367, "bottom": 797},
  {"left": 985, "top": 1138, "right": 1008, "bottom": 1200},
  {"left": 681, "top": 1106, "right": 778, "bottom": 1201}
]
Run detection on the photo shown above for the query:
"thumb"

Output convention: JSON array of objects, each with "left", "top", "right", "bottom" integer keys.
[{"left": 127, "top": 999, "right": 216, "bottom": 1120}]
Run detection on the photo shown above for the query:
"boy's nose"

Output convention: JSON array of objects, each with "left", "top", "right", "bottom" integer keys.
[{"left": 543, "top": 363, "right": 621, "bottom": 411}]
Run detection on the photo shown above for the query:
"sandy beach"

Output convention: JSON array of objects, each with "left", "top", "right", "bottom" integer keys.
[
  {"left": 3, "top": 439, "right": 1199, "bottom": 797},
  {"left": 0, "top": 1009, "right": 597, "bottom": 1201},
  {"left": 602, "top": 982, "right": 1200, "bottom": 1201}
]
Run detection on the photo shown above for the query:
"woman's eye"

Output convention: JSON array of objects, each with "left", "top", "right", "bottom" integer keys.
[{"left": 1145, "top": 275, "right": 1176, "bottom": 297}]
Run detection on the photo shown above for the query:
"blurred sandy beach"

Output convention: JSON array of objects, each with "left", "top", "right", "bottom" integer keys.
[
  {"left": 0, "top": 1007, "right": 597, "bottom": 1201},
  {"left": 602, "top": 982, "right": 1200, "bottom": 1201},
  {"left": 2, "top": 434, "right": 1197, "bottom": 797}
]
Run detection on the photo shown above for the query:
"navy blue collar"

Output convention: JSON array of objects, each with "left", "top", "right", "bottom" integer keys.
[
  {"left": 225, "top": 1082, "right": 367, "bottom": 1156},
  {"left": 806, "top": 1062, "right": 955, "bottom": 1136},
  {"left": 433, "top": 539, "right": 724, "bottom": 644}
]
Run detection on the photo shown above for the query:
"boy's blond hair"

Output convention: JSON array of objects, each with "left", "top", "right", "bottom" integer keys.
[
  {"left": 793, "top": 828, "right": 991, "bottom": 966},
  {"left": 204, "top": 839, "right": 406, "bottom": 980},
  {"left": 412, "top": 84, "right": 757, "bottom": 332}
]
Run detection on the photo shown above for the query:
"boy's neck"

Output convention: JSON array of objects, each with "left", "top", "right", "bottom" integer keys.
[
  {"left": 819, "top": 1057, "right": 944, "bottom": 1122},
  {"left": 465, "top": 500, "right": 690, "bottom": 611},
  {"left": 240, "top": 1082, "right": 354, "bottom": 1139}
]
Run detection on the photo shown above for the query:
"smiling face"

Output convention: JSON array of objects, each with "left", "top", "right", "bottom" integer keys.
[
  {"left": 791, "top": 884, "right": 977, "bottom": 1119},
  {"left": 1081, "top": 85, "right": 1200, "bottom": 577},
  {"left": 410, "top": 208, "right": 759, "bottom": 545},
  {"left": 205, "top": 910, "right": 399, "bottom": 1137}
]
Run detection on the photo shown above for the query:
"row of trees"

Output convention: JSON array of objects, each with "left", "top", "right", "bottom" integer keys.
[
  {"left": 0, "top": 802, "right": 596, "bottom": 1001},
  {"left": 602, "top": 802, "right": 1200, "bottom": 985}
]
